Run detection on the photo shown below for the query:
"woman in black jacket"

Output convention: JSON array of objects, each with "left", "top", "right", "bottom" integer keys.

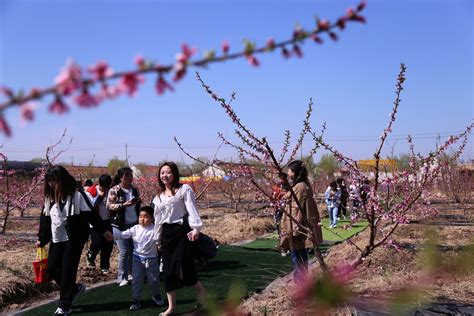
[{"left": 36, "top": 165, "right": 113, "bottom": 316}]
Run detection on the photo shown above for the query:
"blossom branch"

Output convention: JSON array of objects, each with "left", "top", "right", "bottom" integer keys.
[
  {"left": 0, "top": 2, "right": 367, "bottom": 136},
  {"left": 287, "top": 98, "right": 313, "bottom": 163}
]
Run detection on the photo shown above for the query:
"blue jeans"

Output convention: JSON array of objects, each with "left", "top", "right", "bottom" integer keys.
[
  {"left": 132, "top": 256, "right": 162, "bottom": 301},
  {"left": 290, "top": 248, "right": 308, "bottom": 283},
  {"left": 328, "top": 206, "right": 339, "bottom": 226},
  {"left": 114, "top": 224, "right": 134, "bottom": 283}
]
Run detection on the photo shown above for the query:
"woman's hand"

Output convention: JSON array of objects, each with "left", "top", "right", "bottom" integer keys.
[
  {"left": 187, "top": 229, "right": 200, "bottom": 242},
  {"left": 35, "top": 240, "right": 42, "bottom": 248},
  {"left": 103, "top": 231, "right": 114, "bottom": 242},
  {"left": 123, "top": 197, "right": 141, "bottom": 206}
]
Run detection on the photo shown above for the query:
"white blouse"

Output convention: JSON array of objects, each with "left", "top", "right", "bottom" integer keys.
[{"left": 152, "top": 184, "right": 203, "bottom": 243}]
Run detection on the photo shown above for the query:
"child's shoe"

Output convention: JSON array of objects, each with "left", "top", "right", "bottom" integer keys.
[
  {"left": 152, "top": 295, "right": 165, "bottom": 306},
  {"left": 119, "top": 279, "right": 129, "bottom": 287},
  {"left": 129, "top": 300, "right": 141, "bottom": 311}
]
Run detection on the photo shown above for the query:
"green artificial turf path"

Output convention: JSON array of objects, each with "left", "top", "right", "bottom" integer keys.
[
  {"left": 24, "top": 218, "right": 367, "bottom": 315},
  {"left": 23, "top": 245, "right": 293, "bottom": 315},
  {"left": 241, "top": 218, "right": 369, "bottom": 250}
]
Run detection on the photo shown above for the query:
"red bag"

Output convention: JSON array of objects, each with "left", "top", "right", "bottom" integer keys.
[{"left": 33, "top": 247, "right": 51, "bottom": 284}]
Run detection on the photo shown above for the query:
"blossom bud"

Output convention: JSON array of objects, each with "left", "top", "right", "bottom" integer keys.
[{"left": 221, "top": 41, "right": 230, "bottom": 54}]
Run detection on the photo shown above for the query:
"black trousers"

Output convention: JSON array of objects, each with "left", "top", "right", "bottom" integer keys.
[
  {"left": 161, "top": 223, "right": 197, "bottom": 292},
  {"left": 48, "top": 238, "right": 86, "bottom": 309},
  {"left": 88, "top": 223, "right": 113, "bottom": 269},
  {"left": 339, "top": 201, "right": 348, "bottom": 217}
]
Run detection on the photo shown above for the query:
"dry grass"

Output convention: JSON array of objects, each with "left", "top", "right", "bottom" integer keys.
[
  {"left": 200, "top": 207, "right": 274, "bottom": 245},
  {"left": 239, "top": 202, "right": 474, "bottom": 315}
]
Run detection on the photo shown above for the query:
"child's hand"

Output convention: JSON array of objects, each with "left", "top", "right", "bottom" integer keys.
[{"left": 103, "top": 231, "right": 114, "bottom": 242}]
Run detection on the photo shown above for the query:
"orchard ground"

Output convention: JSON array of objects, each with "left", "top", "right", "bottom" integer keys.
[{"left": 0, "top": 193, "right": 473, "bottom": 314}]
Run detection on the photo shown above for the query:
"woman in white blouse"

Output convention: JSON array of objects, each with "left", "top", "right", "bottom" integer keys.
[{"left": 152, "top": 162, "right": 205, "bottom": 315}]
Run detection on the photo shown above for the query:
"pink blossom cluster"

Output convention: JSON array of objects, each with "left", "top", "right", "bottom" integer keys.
[{"left": 0, "top": 131, "right": 69, "bottom": 233}]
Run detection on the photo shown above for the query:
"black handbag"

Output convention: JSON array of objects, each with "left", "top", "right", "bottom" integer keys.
[
  {"left": 196, "top": 233, "right": 217, "bottom": 261},
  {"left": 183, "top": 215, "right": 218, "bottom": 261}
]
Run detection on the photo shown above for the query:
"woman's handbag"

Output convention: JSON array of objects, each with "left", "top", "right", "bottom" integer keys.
[
  {"left": 196, "top": 233, "right": 218, "bottom": 261},
  {"left": 33, "top": 247, "right": 51, "bottom": 284},
  {"left": 183, "top": 215, "right": 218, "bottom": 262}
]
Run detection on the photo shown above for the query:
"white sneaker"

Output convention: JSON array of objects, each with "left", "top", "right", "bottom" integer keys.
[
  {"left": 54, "top": 307, "right": 72, "bottom": 315},
  {"left": 127, "top": 275, "right": 133, "bottom": 281},
  {"left": 119, "top": 279, "right": 129, "bottom": 287}
]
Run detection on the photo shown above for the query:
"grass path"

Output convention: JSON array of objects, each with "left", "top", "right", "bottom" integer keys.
[
  {"left": 242, "top": 218, "right": 368, "bottom": 250},
  {"left": 23, "top": 246, "right": 293, "bottom": 315},
  {"left": 23, "top": 218, "right": 368, "bottom": 315}
]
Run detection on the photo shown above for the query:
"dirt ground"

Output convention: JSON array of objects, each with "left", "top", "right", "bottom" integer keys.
[
  {"left": 239, "top": 201, "right": 474, "bottom": 315},
  {"left": 1, "top": 200, "right": 472, "bottom": 315}
]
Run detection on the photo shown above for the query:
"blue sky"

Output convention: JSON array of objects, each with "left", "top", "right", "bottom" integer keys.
[{"left": 0, "top": 0, "right": 472, "bottom": 166}]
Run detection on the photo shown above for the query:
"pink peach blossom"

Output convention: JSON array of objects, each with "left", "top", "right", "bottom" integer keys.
[
  {"left": 48, "top": 98, "right": 69, "bottom": 114},
  {"left": 88, "top": 61, "right": 113, "bottom": 80},
  {"left": 54, "top": 59, "right": 83, "bottom": 96},
  {"left": 118, "top": 73, "right": 144, "bottom": 96}
]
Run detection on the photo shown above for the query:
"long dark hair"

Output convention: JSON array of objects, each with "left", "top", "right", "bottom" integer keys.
[
  {"left": 157, "top": 162, "right": 181, "bottom": 194},
  {"left": 113, "top": 167, "right": 133, "bottom": 186},
  {"left": 44, "top": 165, "right": 78, "bottom": 203},
  {"left": 287, "top": 160, "right": 309, "bottom": 186}
]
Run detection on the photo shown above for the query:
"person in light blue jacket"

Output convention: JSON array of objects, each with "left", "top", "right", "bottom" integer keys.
[{"left": 324, "top": 181, "right": 341, "bottom": 228}]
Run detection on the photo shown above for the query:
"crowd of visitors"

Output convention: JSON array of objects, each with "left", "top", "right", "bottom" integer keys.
[
  {"left": 36, "top": 163, "right": 205, "bottom": 315},
  {"left": 36, "top": 160, "right": 370, "bottom": 314}
]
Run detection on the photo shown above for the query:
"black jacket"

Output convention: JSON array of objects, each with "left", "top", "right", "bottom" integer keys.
[{"left": 108, "top": 186, "right": 141, "bottom": 231}]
